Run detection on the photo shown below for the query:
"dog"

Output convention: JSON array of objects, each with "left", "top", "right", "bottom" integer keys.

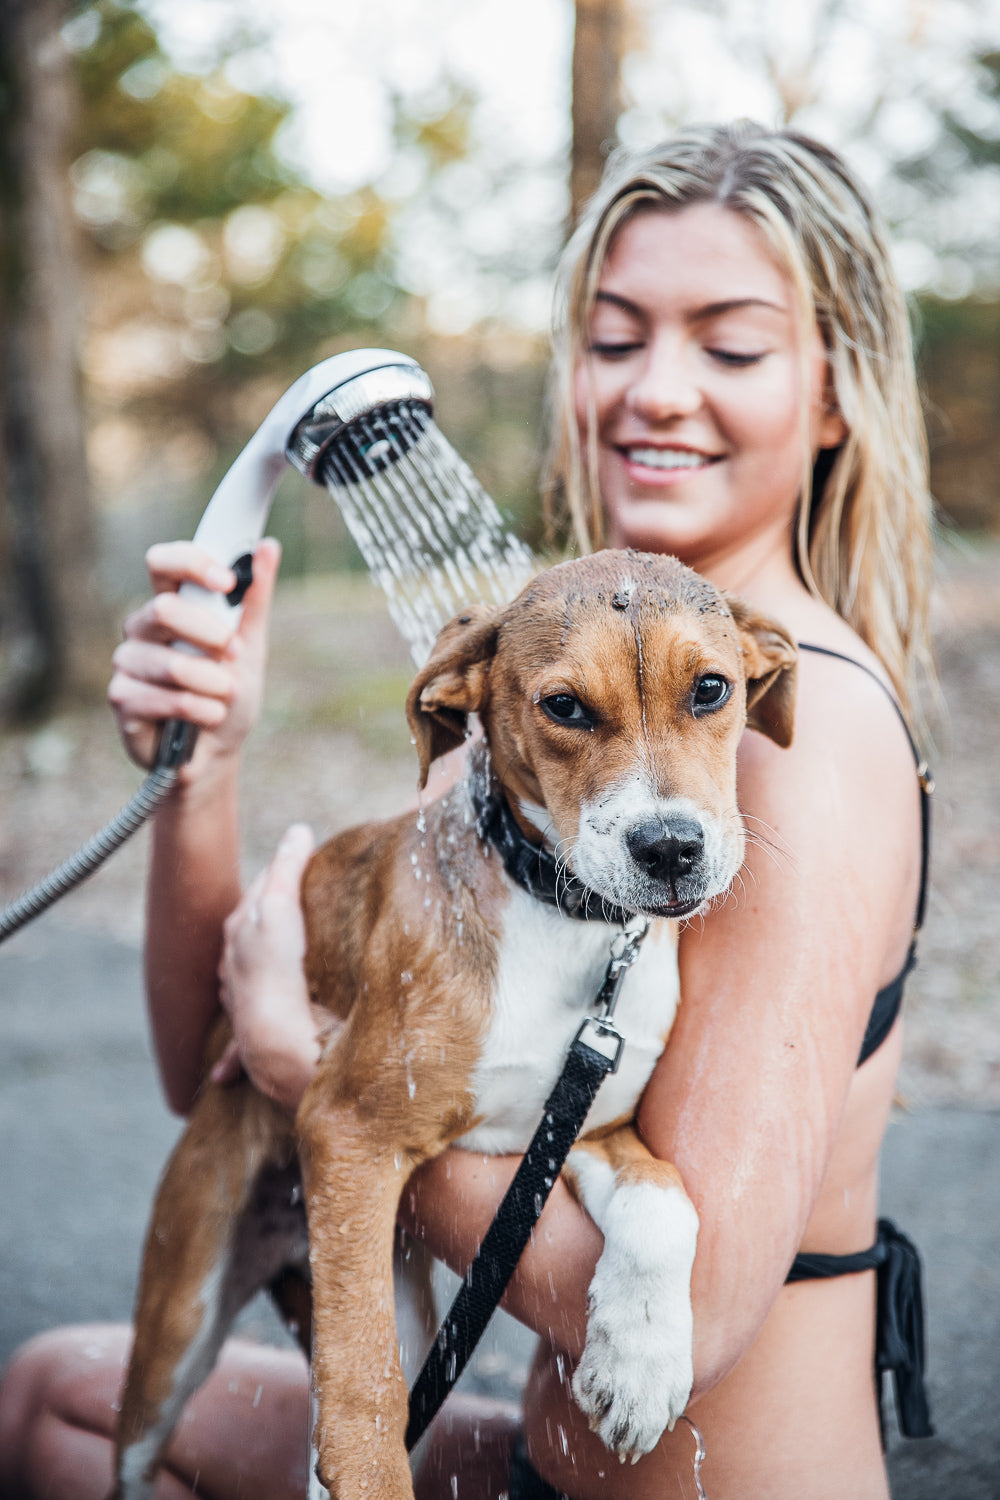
[{"left": 112, "top": 549, "right": 796, "bottom": 1500}]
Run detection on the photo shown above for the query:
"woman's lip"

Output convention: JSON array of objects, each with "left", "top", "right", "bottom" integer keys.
[{"left": 617, "top": 445, "right": 722, "bottom": 481}]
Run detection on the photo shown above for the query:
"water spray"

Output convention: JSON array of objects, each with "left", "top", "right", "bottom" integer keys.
[{"left": 0, "top": 348, "right": 534, "bottom": 944}]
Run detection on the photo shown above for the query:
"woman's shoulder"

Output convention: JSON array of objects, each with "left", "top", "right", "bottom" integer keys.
[
  {"left": 752, "top": 589, "right": 909, "bottom": 752},
  {"left": 734, "top": 591, "right": 923, "bottom": 876}
]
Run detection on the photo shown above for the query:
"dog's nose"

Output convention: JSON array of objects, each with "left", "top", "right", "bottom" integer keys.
[{"left": 626, "top": 817, "right": 705, "bottom": 885}]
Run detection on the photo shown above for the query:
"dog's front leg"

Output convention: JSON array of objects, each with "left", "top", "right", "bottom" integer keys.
[
  {"left": 298, "top": 1097, "right": 419, "bottom": 1500},
  {"left": 564, "top": 1128, "right": 699, "bottom": 1462}
]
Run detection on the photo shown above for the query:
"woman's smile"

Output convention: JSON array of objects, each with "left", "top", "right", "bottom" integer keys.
[
  {"left": 619, "top": 444, "right": 723, "bottom": 480},
  {"left": 575, "top": 202, "right": 845, "bottom": 576}
]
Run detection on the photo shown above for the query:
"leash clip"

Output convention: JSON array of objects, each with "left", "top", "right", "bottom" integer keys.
[
  {"left": 576, "top": 918, "right": 649, "bottom": 1073},
  {"left": 575, "top": 1015, "right": 626, "bottom": 1073},
  {"left": 596, "top": 917, "right": 649, "bottom": 1022}
]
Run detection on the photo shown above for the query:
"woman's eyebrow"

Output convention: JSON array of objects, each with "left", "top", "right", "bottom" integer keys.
[
  {"left": 593, "top": 290, "right": 788, "bottom": 320},
  {"left": 690, "top": 297, "right": 788, "bottom": 321}
]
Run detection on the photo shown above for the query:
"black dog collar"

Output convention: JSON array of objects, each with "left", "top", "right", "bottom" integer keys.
[{"left": 468, "top": 749, "right": 633, "bottom": 926}]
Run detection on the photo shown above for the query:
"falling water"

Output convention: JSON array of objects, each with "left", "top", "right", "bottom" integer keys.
[{"left": 320, "top": 400, "right": 536, "bottom": 664}]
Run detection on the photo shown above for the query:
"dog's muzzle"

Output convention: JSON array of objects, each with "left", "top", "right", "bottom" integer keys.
[
  {"left": 574, "top": 788, "right": 741, "bottom": 920},
  {"left": 624, "top": 814, "right": 712, "bottom": 916}
]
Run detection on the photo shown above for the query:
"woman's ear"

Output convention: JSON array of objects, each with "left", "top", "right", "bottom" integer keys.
[
  {"left": 405, "top": 605, "right": 503, "bottom": 788},
  {"left": 816, "top": 368, "right": 847, "bottom": 450},
  {"left": 817, "top": 403, "right": 847, "bottom": 450},
  {"left": 725, "top": 597, "right": 798, "bottom": 749}
]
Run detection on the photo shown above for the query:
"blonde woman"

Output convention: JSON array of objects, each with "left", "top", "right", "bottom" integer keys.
[{"left": 0, "top": 122, "right": 935, "bottom": 1500}]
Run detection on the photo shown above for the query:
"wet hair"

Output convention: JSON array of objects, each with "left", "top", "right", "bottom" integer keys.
[{"left": 547, "top": 120, "right": 934, "bottom": 729}]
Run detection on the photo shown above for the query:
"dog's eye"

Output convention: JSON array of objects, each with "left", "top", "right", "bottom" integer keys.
[
  {"left": 541, "top": 693, "right": 593, "bottom": 729},
  {"left": 692, "top": 675, "right": 732, "bottom": 714}
]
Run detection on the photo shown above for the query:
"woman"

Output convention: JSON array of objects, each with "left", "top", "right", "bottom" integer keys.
[{"left": 0, "top": 121, "right": 934, "bottom": 1500}]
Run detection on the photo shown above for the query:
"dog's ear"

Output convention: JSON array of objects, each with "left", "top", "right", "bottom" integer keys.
[
  {"left": 726, "top": 596, "right": 798, "bottom": 749},
  {"left": 405, "top": 604, "right": 503, "bottom": 788}
]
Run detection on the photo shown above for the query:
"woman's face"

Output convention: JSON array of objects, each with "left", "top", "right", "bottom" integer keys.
[{"left": 574, "top": 203, "right": 845, "bottom": 575}]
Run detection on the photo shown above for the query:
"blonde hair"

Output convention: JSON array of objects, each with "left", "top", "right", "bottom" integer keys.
[{"left": 548, "top": 121, "right": 934, "bottom": 730}]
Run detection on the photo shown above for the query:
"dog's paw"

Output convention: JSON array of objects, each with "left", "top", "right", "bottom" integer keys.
[
  {"left": 571, "top": 1183, "right": 698, "bottom": 1461},
  {"left": 571, "top": 1298, "right": 694, "bottom": 1460}
]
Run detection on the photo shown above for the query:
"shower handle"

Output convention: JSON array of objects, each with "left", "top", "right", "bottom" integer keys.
[{"left": 155, "top": 348, "right": 432, "bottom": 767}]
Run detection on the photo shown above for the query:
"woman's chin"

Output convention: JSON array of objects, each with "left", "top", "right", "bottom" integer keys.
[{"left": 605, "top": 499, "right": 704, "bottom": 560}]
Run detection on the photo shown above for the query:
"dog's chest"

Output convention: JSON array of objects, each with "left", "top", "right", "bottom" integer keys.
[{"left": 459, "top": 887, "right": 680, "bottom": 1155}]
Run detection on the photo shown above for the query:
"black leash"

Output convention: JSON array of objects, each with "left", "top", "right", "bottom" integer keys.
[{"left": 405, "top": 919, "right": 649, "bottom": 1451}]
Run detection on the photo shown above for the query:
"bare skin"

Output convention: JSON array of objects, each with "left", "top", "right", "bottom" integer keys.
[{"left": 0, "top": 205, "right": 921, "bottom": 1500}]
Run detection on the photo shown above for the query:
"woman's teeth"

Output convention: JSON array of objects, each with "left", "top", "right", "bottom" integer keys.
[{"left": 626, "top": 447, "right": 712, "bottom": 470}]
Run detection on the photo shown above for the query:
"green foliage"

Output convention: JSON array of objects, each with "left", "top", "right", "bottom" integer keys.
[
  {"left": 66, "top": 0, "right": 408, "bottom": 384},
  {"left": 71, "top": 2, "right": 293, "bottom": 220}
]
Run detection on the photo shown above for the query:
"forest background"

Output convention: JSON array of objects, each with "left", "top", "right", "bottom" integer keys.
[{"left": 1, "top": 0, "right": 1000, "bottom": 720}]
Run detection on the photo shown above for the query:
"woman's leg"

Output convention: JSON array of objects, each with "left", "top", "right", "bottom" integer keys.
[
  {"left": 414, "top": 1393, "right": 522, "bottom": 1500},
  {"left": 0, "top": 1324, "right": 311, "bottom": 1500}
]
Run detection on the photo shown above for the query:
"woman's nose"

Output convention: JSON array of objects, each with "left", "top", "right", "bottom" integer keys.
[{"left": 626, "top": 341, "right": 703, "bottom": 423}]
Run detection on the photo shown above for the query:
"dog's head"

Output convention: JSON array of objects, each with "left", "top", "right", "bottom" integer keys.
[{"left": 406, "top": 550, "right": 796, "bottom": 919}]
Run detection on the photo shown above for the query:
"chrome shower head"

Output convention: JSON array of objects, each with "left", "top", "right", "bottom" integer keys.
[
  {"left": 187, "top": 347, "right": 432, "bottom": 575},
  {"left": 286, "top": 360, "right": 434, "bottom": 485}
]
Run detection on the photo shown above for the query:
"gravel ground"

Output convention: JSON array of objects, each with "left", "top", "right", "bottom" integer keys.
[{"left": 2, "top": 536, "right": 998, "bottom": 1107}]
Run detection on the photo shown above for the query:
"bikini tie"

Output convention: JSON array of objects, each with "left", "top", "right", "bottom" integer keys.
[{"left": 787, "top": 1217, "right": 933, "bottom": 1440}]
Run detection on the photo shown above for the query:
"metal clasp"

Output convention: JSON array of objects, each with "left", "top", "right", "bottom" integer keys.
[
  {"left": 595, "top": 917, "right": 649, "bottom": 1022},
  {"left": 575, "top": 1016, "right": 626, "bottom": 1073},
  {"left": 574, "top": 918, "right": 649, "bottom": 1074}
]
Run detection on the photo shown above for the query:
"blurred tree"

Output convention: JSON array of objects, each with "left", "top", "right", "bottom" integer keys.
[
  {"left": 66, "top": 1, "right": 412, "bottom": 440},
  {"left": 570, "top": 0, "right": 629, "bottom": 225},
  {"left": 0, "top": 0, "right": 102, "bottom": 720}
]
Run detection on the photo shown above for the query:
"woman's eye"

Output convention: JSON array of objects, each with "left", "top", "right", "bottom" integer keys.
[
  {"left": 589, "top": 340, "right": 642, "bottom": 360},
  {"left": 541, "top": 693, "right": 593, "bottom": 728},
  {"left": 692, "top": 675, "right": 732, "bottom": 714},
  {"left": 707, "top": 348, "right": 766, "bottom": 368}
]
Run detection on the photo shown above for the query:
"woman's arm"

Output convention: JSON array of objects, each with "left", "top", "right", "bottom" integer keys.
[
  {"left": 402, "top": 659, "right": 922, "bottom": 1397},
  {"left": 107, "top": 538, "right": 281, "bottom": 1113}
]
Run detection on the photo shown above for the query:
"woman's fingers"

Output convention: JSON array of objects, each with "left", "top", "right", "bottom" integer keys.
[
  {"left": 109, "top": 537, "right": 282, "bottom": 775},
  {"left": 111, "top": 638, "right": 238, "bottom": 699},
  {"left": 122, "top": 590, "right": 237, "bottom": 657},
  {"left": 144, "top": 540, "right": 237, "bottom": 597},
  {"left": 214, "top": 826, "right": 321, "bottom": 1113},
  {"left": 235, "top": 538, "right": 281, "bottom": 662},
  {"left": 211, "top": 1036, "right": 245, "bottom": 1086}
]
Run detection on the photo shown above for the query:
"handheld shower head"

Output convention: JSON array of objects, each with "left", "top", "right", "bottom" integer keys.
[
  {"left": 158, "top": 344, "right": 533, "bottom": 767},
  {"left": 188, "top": 348, "right": 430, "bottom": 584}
]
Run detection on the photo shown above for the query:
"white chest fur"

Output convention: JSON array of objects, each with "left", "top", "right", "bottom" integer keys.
[{"left": 458, "top": 887, "right": 680, "bottom": 1156}]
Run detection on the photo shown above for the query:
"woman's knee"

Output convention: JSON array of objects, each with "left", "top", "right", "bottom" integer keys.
[{"left": 0, "top": 1325, "right": 130, "bottom": 1495}]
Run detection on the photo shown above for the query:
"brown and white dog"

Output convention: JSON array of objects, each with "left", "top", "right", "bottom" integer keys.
[{"left": 112, "top": 549, "right": 796, "bottom": 1500}]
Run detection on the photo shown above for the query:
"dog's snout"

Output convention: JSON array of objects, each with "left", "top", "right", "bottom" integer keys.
[{"left": 626, "top": 816, "right": 705, "bottom": 885}]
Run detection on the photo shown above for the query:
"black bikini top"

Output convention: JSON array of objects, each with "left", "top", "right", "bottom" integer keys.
[{"left": 797, "top": 644, "right": 932, "bottom": 1067}]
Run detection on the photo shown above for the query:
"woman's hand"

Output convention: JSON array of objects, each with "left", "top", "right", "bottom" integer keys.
[
  {"left": 107, "top": 537, "right": 281, "bottom": 780},
  {"left": 214, "top": 824, "right": 339, "bottom": 1116}
]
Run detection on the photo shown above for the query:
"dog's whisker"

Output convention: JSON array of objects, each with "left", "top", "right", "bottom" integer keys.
[{"left": 738, "top": 813, "right": 793, "bottom": 861}]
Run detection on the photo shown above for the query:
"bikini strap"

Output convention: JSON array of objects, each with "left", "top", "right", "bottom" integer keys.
[{"left": 797, "top": 642, "right": 932, "bottom": 934}]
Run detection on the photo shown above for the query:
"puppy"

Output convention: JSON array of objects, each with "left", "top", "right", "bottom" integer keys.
[{"left": 112, "top": 549, "right": 796, "bottom": 1500}]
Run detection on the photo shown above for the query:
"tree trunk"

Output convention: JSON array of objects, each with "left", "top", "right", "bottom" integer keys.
[
  {"left": 0, "top": 0, "right": 103, "bottom": 720},
  {"left": 570, "top": 0, "right": 629, "bottom": 227}
]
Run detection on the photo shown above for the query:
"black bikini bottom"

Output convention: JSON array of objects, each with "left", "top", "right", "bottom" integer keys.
[{"left": 507, "top": 1218, "right": 932, "bottom": 1500}]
